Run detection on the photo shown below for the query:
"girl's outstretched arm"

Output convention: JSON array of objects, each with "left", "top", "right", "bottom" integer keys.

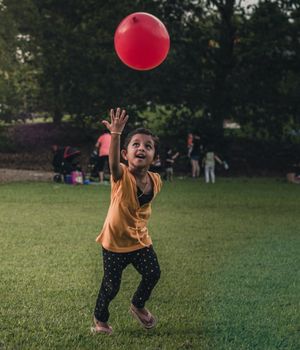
[{"left": 102, "top": 108, "right": 129, "bottom": 181}]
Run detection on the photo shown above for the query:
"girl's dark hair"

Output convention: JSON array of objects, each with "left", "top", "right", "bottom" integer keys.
[{"left": 123, "top": 128, "right": 160, "bottom": 157}]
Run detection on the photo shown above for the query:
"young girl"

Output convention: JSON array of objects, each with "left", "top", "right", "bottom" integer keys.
[{"left": 92, "top": 108, "right": 162, "bottom": 335}]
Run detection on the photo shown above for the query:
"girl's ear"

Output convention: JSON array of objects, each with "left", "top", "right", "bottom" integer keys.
[{"left": 121, "top": 149, "right": 128, "bottom": 161}]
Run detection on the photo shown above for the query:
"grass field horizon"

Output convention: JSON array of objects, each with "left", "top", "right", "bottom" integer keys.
[{"left": 0, "top": 178, "right": 299, "bottom": 349}]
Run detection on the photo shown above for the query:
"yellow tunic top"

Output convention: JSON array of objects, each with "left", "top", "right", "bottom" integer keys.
[{"left": 96, "top": 163, "right": 162, "bottom": 253}]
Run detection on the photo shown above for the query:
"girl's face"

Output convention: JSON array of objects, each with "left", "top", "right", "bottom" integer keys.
[{"left": 122, "top": 133, "right": 156, "bottom": 169}]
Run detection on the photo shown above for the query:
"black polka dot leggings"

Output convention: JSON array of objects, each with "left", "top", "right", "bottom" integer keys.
[{"left": 94, "top": 245, "right": 161, "bottom": 322}]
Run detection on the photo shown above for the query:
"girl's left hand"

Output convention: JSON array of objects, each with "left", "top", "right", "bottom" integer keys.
[{"left": 102, "top": 107, "right": 129, "bottom": 134}]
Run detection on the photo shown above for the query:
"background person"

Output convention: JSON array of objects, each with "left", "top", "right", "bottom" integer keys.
[
  {"left": 95, "top": 130, "right": 111, "bottom": 183},
  {"left": 286, "top": 161, "right": 300, "bottom": 184},
  {"left": 150, "top": 153, "right": 162, "bottom": 174},
  {"left": 164, "top": 147, "right": 179, "bottom": 181},
  {"left": 188, "top": 133, "right": 202, "bottom": 178},
  {"left": 203, "top": 146, "right": 223, "bottom": 183},
  {"left": 187, "top": 133, "right": 193, "bottom": 154}
]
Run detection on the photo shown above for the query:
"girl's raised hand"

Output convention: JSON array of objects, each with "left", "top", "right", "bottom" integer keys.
[{"left": 102, "top": 108, "right": 129, "bottom": 134}]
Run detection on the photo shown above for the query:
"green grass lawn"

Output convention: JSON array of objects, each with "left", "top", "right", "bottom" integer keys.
[{"left": 0, "top": 178, "right": 299, "bottom": 350}]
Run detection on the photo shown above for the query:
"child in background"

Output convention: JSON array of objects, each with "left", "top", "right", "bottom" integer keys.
[
  {"left": 164, "top": 147, "right": 179, "bottom": 181},
  {"left": 203, "top": 147, "right": 223, "bottom": 183},
  {"left": 92, "top": 108, "right": 162, "bottom": 335}
]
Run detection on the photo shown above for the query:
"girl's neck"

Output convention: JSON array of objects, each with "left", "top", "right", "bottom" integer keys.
[{"left": 128, "top": 165, "right": 149, "bottom": 180}]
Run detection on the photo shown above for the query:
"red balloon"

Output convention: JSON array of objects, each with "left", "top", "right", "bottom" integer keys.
[{"left": 114, "top": 12, "right": 170, "bottom": 71}]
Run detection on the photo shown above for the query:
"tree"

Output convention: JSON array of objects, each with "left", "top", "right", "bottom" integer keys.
[
  {"left": 232, "top": 0, "right": 299, "bottom": 140},
  {"left": 0, "top": 0, "right": 40, "bottom": 122},
  {"left": 200, "top": 0, "right": 239, "bottom": 140},
  {"left": 3, "top": 0, "right": 299, "bottom": 145},
  {"left": 0, "top": 1, "right": 18, "bottom": 121},
  {"left": 21, "top": 0, "right": 209, "bottom": 128}
]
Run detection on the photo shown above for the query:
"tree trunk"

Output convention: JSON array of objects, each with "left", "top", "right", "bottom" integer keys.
[{"left": 209, "top": 0, "right": 236, "bottom": 141}]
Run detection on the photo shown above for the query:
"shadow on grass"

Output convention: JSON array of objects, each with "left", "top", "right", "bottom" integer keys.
[{"left": 120, "top": 323, "right": 205, "bottom": 338}]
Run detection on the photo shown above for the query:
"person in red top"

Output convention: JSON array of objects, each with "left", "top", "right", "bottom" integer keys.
[{"left": 95, "top": 130, "right": 111, "bottom": 183}]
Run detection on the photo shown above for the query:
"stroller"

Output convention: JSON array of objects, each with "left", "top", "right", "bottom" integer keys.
[{"left": 52, "top": 145, "right": 82, "bottom": 183}]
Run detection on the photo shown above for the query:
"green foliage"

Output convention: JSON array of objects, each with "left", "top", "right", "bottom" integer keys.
[
  {"left": 232, "top": 0, "right": 300, "bottom": 140},
  {"left": 138, "top": 104, "right": 204, "bottom": 139},
  {"left": 0, "top": 0, "right": 40, "bottom": 122},
  {"left": 0, "top": 0, "right": 300, "bottom": 143},
  {"left": 13, "top": 0, "right": 210, "bottom": 127},
  {"left": 0, "top": 180, "right": 299, "bottom": 349}
]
